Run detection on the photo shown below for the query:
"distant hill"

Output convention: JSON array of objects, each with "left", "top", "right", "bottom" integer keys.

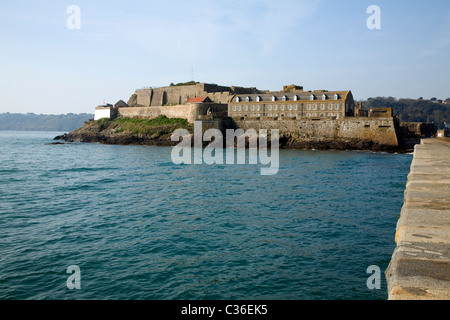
[
  {"left": 0, "top": 113, "right": 94, "bottom": 132},
  {"left": 361, "top": 97, "right": 450, "bottom": 128}
]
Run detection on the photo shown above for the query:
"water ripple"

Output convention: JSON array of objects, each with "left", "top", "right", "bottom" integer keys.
[{"left": 0, "top": 132, "right": 412, "bottom": 300}]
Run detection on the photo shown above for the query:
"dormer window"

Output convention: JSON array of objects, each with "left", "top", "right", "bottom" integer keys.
[
  {"left": 322, "top": 94, "right": 327, "bottom": 100},
  {"left": 256, "top": 96, "right": 261, "bottom": 102},
  {"left": 246, "top": 96, "right": 251, "bottom": 102},
  {"left": 334, "top": 94, "right": 339, "bottom": 100},
  {"left": 236, "top": 97, "right": 241, "bottom": 102},
  {"left": 310, "top": 95, "right": 315, "bottom": 101},
  {"left": 272, "top": 96, "right": 277, "bottom": 102},
  {"left": 282, "top": 95, "right": 287, "bottom": 101},
  {"left": 293, "top": 95, "right": 298, "bottom": 101}
]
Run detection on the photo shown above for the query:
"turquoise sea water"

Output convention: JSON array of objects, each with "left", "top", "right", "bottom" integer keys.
[{"left": 0, "top": 131, "right": 412, "bottom": 300}]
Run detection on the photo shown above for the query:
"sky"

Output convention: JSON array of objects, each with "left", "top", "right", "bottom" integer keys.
[{"left": 0, "top": 0, "right": 449, "bottom": 115}]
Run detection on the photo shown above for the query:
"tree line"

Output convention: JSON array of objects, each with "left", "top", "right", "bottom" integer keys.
[
  {"left": 0, "top": 113, "right": 94, "bottom": 131},
  {"left": 361, "top": 97, "right": 450, "bottom": 128}
]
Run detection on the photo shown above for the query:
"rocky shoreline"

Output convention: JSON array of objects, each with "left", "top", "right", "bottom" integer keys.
[{"left": 54, "top": 118, "right": 409, "bottom": 153}]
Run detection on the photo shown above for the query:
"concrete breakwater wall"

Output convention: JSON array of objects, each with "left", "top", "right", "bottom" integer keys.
[
  {"left": 232, "top": 117, "right": 399, "bottom": 147},
  {"left": 385, "top": 139, "right": 450, "bottom": 300}
]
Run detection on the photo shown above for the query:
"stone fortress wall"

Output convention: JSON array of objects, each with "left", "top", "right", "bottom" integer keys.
[
  {"left": 233, "top": 117, "right": 399, "bottom": 147},
  {"left": 117, "top": 103, "right": 228, "bottom": 124},
  {"left": 129, "top": 83, "right": 260, "bottom": 107}
]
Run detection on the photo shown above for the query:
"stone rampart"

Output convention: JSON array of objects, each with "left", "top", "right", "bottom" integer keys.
[
  {"left": 117, "top": 103, "right": 228, "bottom": 124},
  {"left": 132, "top": 83, "right": 261, "bottom": 107},
  {"left": 232, "top": 117, "right": 399, "bottom": 147},
  {"left": 134, "top": 84, "right": 231, "bottom": 106}
]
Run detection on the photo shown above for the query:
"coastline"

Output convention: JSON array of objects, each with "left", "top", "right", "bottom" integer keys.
[{"left": 54, "top": 117, "right": 411, "bottom": 153}]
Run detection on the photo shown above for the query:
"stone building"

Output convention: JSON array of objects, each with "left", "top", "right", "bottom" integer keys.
[
  {"left": 129, "top": 83, "right": 261, "bottom": 107},
  {"left": 228, "top": 85, "right": 354, "bottom": 119}
]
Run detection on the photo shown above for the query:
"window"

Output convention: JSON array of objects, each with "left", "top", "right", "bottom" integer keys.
[
  {"left": 281, "top": 105, "right": 285, "bottom": 111},
  {"left": 334, "top": 94, "right": 339, "bottom": 100},
  {"left": 307, "top": 104, "right": 311, "bottom": 110},
  {"left": 329, "top": 104, "right": 333, "bottom": 110},
  {"left": 320, "top": 113, "right": 325, "bottom": 117},
  {"left": 335, "top": 104, "right": 339, "bottom": 110},
  {"left": 251, "top": 105, "right": 255, "bottom": 111},
  {"left": 272, "top": 96, "right": 277, "bottom": 102},
  {"left": 322, "top": 94, "right": 327, "bottom": 100},
  {"left": 244, "top": 105, "right": 248, "bottom": 111},
  {"left": 256, "top": 96, "right": 261, "bottom": 102},
  {"left": 293, "top": 95, "right": 298, "bottom": 101},
  {"left": 282, "top": 95, "right": 287, "bottom": 101},
  {"left": 236, "top": 97, "right": 241, "bottom": 102},
  {"left": 288, "top": 105, "right": 292, "bottom": 111},
  {"left": 274, "top": 105, "right": 278, "bottom": 111},
  {"left": 232, "top": 105, "right": 236, "bottom": 111},
  {"left": 321, "top": 104, "right": 325, "bottom": 110},
  {"left": 313, "top": 104, "right": 317, "bottom": 110},
  {"left": 313, "top": 113, "right": 317, "bottom": 117},
  {"left": 294, "top": 105, "right": 298, "bottom": 110},
  {"left": 268, "top": 105, "right": 272, "bottom": 111},
  {"left": 246, "top": 96, "right": 251, "bottom": 102},
  {"left": 307, "top": 113, "right": 311, "bottom": 117},
  {"left": 310, "top": 95, "right": 315, "bottom": 101},
  {"left": 256, "top": 105, "right": 260, "bottom": 111}
]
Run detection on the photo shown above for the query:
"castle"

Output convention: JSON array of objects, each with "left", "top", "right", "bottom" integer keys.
[
  {"left": 94, "top": 82, "right": 359, "bottom": 122},
  {"left": 94, "top": 82, "right": 401, "bottom": 149}
]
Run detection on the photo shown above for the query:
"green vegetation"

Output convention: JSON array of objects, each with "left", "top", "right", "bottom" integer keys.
[
  {"left": 97, "top": 115, "right": 193, "bottom": 136},
  {"left": 169, "top": 81, "right": 199, "bottom": 87},
  {"left": 362, "top": 97, "right": 450, "bottom": 128},
  {"left": 0, "top": 113, "right": 93, "bottom": 131}
]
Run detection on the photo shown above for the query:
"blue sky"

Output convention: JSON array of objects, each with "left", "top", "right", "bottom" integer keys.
[{"left": 0, "top": 0, "right": 449, "bottom": 114}]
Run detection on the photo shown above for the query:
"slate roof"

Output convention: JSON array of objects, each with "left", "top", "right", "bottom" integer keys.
[
  {"left": 186, "top": 97, "right": 212, "bottom": 103},
  {"left": 230, "top": 90, "right": 351, "bottom": 103}
]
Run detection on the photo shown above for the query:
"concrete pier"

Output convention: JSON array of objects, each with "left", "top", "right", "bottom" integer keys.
[{"left": 385, "top": 139, "right": 450, "bottom": 300}]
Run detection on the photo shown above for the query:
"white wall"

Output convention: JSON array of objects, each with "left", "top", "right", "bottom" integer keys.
[{"left": 94, "top": 108, "right": 111, "bottom": 120}]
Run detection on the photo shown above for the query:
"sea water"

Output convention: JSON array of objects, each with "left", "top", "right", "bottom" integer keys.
[{"left": 0, "top": 131, "right": 412, "bottom": 300}]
